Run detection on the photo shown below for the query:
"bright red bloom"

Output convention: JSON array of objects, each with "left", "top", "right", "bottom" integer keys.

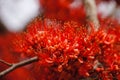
[{"left": 11, "top": 18, "right": 120, "bottom": 79}]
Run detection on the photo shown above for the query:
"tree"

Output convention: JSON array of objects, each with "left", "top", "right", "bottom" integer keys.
[{"left": 0, "top": 0, "right": 120, "bottom": 80}]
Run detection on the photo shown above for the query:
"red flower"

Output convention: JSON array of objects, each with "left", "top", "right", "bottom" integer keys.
[{"left": 11, "top": 18, "right": 120, "bottom": 79}]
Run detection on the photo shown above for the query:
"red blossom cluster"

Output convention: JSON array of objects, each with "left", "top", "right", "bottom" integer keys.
[
  {"left": 40, "top": 0, "right": 86, "bottom": 23},
  {"left": 12, "top": 18, "right": 120, "bottom": 80}
]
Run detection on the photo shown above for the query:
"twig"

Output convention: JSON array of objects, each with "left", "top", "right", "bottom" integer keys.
[
  {"left": 83, "top": 0, "right": 99, "bottom": 31},
  {"left": 0, "top": 56, "right": 38, "bottom": 78},
  {"left": 0, "top": 59, "right": 12, "bottom": 66}
]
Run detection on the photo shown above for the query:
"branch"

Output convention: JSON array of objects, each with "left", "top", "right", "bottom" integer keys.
[
  {"left": 83, "top": 0, "right": 99, "bottom": 31},
  {"left": 0, "top": 56, "right": 38, "bottom": 78}
]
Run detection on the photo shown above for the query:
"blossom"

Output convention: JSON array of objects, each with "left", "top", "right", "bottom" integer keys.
[{"left": 12, "top": 18, "right": 120, "bottom": 79}]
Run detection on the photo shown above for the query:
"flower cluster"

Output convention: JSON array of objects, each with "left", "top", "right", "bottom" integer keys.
[
  {"left": 40, "top": 0, "right": 86, "bottom": 23},
  {"left": 11, "top": 18, "right": 120, "bottom": 80}
]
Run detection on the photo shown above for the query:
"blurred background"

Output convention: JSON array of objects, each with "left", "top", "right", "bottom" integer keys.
[{"left": 0, "top": 0, "right": 120, "bottom": 32}]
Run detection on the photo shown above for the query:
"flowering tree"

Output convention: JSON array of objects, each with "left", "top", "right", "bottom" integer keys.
[{"left": 0, "top": 0, "right": 120, "bottom": 80}]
